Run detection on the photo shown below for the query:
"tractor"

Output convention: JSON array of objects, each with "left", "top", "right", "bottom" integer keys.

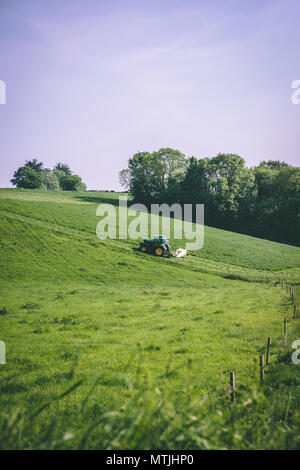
[{"left": 139, "top": 235, "right": 171, "bottom": 257}]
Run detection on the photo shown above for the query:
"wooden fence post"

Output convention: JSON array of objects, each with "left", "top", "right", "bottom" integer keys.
[
  {"left": 260, "top": 355, "right": 264, "bottom": 384},
  {"left": 284, "top": 317, "right": 287, "bottom": 347},
  {"left": 230, "top": 371, "right": 236, "bottom": 404},
  {"left": 266, "top": 338, "right": 271, "bottom": 365}
]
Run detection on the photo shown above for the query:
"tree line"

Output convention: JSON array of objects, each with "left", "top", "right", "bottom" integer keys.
[
  {"left": 119, "top": 148, "right": 300, "bottom": 246},
  {"left": 11, "top": 159, "right": 86, "bottom": 191}
]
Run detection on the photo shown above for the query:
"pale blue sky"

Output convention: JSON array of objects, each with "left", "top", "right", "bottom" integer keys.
[{"left": 0, "top": 0, "right": 299, "bottom": 189}]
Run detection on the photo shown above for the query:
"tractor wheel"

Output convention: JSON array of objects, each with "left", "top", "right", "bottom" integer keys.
[
  {"left": 140, "top": 244, "right": 148, "bottom": 253},
  {"left": 155, "top": 246, "right": 165, "bottom": 257}
]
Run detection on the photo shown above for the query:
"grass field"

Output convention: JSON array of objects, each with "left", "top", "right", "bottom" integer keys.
[{"left": 0, "top": 188, "right": 299, "bottom": 449}]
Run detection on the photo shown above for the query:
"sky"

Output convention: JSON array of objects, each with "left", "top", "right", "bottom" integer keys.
[{"left": 0, "top": 0, "right": 299, "bottom": 190}]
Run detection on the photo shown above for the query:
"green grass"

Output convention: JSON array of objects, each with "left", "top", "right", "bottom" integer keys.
[{"left": 0, "top": 188, "right": 299, "bottom": 449}]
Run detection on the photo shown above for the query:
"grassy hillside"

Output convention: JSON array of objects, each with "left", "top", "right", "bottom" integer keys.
[{"left": 0, "top": 188, "right": 299, "bottom": 449}]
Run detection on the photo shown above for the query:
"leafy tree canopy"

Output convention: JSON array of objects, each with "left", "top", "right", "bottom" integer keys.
[
  {"left": 59, "top": 174, "right": 86, "bottom": 191},
  {"left": 54, "top": 163, "right": 72, "bottom": 175},
  {"left": 256, "top": 160, "right": 290, "bottom": 170},
  {"left": 42, "top": 170, "right": 60, "bottom": 191},
  {"left": 122, "top": 148, "right": 187, "bottom": 205},
  {"left": 11, "top": 166, "right": 43, "bottom": 189},
  {"left": 120, "top": 149, "right": 299, "bottom": 245},
  {"left": 24, "top": 159, "right": 44, "bottom": 173},
  {"left": 11, "top": 160, "right": 86, "bottom": 192}
]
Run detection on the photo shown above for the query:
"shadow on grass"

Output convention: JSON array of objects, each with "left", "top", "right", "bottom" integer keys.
[{"left": 75, "top": 195, "right": 121, "bottom": 207}]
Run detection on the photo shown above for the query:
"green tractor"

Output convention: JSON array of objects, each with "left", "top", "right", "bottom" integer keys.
[{"left": 139, "top": 235, "right": 171, "bottom": 257}]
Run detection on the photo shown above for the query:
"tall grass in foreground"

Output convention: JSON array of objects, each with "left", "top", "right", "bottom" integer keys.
[{"left": 1, "top": 349, "right": 299, "bottom": 450}]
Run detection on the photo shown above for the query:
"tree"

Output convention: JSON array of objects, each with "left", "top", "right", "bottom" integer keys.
[
  {"left": 118, "top": 169, "right": 131, "bottom": 191},
  {"left": 11, "top": 166, "right": 43, "bottom": 189},
  {"left": 54, "top": 163, "right": 72, "bottom": 175},
  {"left": 182, "top": 154, "right": 255, "bottom": 228},
  {"left": 126, "top": 151, "right": 160, "bottom": 205},
  {"left": 209, "top": 153, "right": 255, "bottom": 212},
  {"left": 120, "top": 148, "right": 187, "bottom": 205},
  {"left": 275, "top": 166, "right": 300, "bottom": 244},
  {"left": 11, "top": 160, "right": 86, "bottom": 192},
  {"left": 154, "top": 148, "right": 187, "bottom": 185},
  {"left": 24, "top": 159, "right": 44, "bottom": 173},
  {"left": 153, "top": 148, "right": 187, "bottom": 204},
  {"left": 182, "top": 157, "right": 210, "bottom": 206},
  {"left": 256, "top": 160, "right": 290, "bottom": 170},
  {"left": 42, "top": 170, "right": 60, "bottom": 190},
  {"left": 59, "top": 174, "right": 86, "bottom": 191},
  {"left": 251, "top": 164, "right": 300, "bottom": 244},
  {"left": 53, "top": 169, "right": 66, "bottom": 187}
]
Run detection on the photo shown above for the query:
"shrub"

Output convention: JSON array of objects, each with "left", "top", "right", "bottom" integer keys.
[{"left": 59, "top": 175, "right": 86, "bottom": 191}]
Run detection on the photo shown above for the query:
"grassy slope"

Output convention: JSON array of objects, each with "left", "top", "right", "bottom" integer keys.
[{"left": 0, "top": 188, "right": 299, "bottom": 448}]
